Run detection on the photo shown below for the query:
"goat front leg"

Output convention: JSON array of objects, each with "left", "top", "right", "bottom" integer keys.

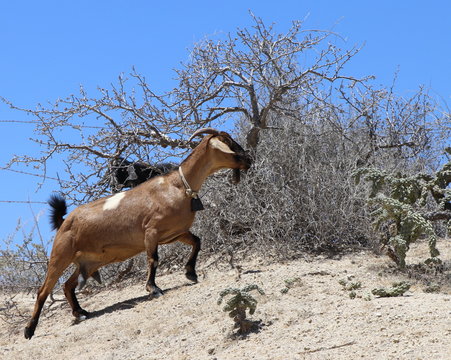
[
  {"left": 144, "top": 231, "right": 163, "bottom": 297},
  {"left": 176, "top": 232, "right": 201, "bottom": 283}
]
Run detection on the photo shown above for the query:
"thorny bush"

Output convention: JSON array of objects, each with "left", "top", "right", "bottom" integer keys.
[{"left": 355, "top": 150, "right": 451, "bottom": 268}]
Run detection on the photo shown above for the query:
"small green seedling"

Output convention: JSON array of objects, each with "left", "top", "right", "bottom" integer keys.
[
  {"left": 339, "top": 279, "right": 363, "bottom": 300},
  {"left": 281, "top": 277, "right": 302, "bottom": 294},
  {"left": 217, "top": 284, "right": 265, "bottom": 335},
  {"left": 424, "top": 283, "right": 441, "bottom": 293},
  {"left": 371, "top": 281, "right": 410, "bottom": 297},
  {"left": 339, "top": 279, "right": 362, "bottom": 291}
]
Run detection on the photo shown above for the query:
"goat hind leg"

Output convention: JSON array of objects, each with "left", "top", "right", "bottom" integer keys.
[
  {"left": 64, "top": 268, "right": 89, "bottom": 320},
  {"left": 24, "top": 246, "right": 73, "bottom": 339}
]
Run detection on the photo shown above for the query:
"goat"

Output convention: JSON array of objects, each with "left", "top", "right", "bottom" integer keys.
[
  {"left": 109, "top": 158, "right": 176, "bottom": 192},
  {"left": 24, "top": 128, "right": 252, "bottom": 339}
]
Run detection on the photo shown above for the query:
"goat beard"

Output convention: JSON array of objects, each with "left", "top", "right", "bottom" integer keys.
[{"left": 231, "top": 169, "right": 241, "bottom": 184}]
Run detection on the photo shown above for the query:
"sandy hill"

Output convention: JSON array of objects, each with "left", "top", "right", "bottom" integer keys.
[{"left": 1, "top": 240, "right": 450, "bottom": 360}]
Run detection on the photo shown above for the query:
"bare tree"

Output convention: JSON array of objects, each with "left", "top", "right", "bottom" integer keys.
[
  {"left": 172, "top": 14, "right": 366, "bottom": 151},
  {"left": 336, "top": 78, "right": 449, "bottom": 169},
  {"left": 1, "top": 14, "right": 450, "bottom": 304},
  {"left": 2, "top": 14, "right": 366, "bottom": 203}
]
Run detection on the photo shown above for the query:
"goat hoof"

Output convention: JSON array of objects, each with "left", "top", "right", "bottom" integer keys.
[
  {"left": 185, "top": 272, "right": 198, "bottom": 283},
  {"left": 24, "top": 326, "right": 35, "bottom": 340},
  {"left": 150, "top": 290, "right": 163, "bottom": 298},
  {"left": 73, "top": 309, "right": 90, "bottom": 320},
  {"left": 148, "top": 287, "right": 164, "bottom": 298}
]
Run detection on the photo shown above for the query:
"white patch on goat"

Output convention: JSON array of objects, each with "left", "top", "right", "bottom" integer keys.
[
  {"left": 103, "top": 192, "right": 126, "bottom": 211},
  {"left": 77, "top": 273, "right": 87, "bottom": 290},
  {"left": 209, "top": 137, "right": 236, "bottom": 154},
  {"left": 78, "top": 273, "right": 84, "bottom": 284}
]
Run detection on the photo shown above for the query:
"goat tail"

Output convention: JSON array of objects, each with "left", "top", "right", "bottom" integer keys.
[{"left": 48, "top": 194, "right": 67, "bottom": 231}]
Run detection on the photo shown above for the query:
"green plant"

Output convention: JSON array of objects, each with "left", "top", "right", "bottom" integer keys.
[
  {"left": 280, "top": 277, "right": 303, "bottom": 294},
  {"left": 371, "top": 281, "right": 411, "bottom": 297},
  {"left": 217, "top": 284, "right": 265, "bottom": 335},
  {"left": 339, "top": 279, "right": 362, "bottom": 291},
  {"left": 338, "top": 279, "right": 364, "bottom": 300},
  {"left": 423, "top": 283, "right": 441, "bottom": 293},
  {"left": 354, "top": 150, "right": 451, "bottom": 267}
]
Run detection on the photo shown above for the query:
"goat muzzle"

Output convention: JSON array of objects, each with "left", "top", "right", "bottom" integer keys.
[
  {"left": 230, "top": 151, "right": 252, "bottom": 184},
  {"left": 231, "top": 169, "right": 241, "bottom": 184}
]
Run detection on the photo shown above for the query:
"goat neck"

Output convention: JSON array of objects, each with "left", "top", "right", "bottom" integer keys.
[{"left": 178, "top": 135, "right": 218, "bottom": 193}]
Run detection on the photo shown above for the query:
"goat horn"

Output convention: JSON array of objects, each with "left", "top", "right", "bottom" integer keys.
[{"left": 188, "top": 128, "right": 219, "bottom": 142}]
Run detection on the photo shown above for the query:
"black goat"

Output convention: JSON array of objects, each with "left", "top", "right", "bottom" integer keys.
[{"left": 109, "top": 157, "right": 176, "bottom": 193}]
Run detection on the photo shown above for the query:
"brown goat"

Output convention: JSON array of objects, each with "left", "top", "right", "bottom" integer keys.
[{"left": 24, "top": 128, "right": 252, "bottom": 339}]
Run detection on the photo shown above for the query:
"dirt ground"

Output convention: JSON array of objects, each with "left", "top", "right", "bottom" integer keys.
[{"left": 1, "top": 239, "right": 450, "bottom": 360}]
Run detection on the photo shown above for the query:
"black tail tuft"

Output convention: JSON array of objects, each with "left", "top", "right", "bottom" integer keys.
[{"left": 48, "top": 194, "right": 67, "bottom": 231}]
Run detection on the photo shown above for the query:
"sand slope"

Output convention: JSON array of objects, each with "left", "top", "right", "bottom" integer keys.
[{"left": 1, "top": 240, "right": 450, "bottom": 360}]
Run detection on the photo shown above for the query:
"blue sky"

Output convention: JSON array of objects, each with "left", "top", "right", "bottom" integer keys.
[{"left": 0, "top": 0, "right": 450, "bottom": 245}]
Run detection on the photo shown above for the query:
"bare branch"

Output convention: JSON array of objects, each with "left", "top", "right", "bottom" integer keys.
[{"left": 3, "top": 14, "right": 447, "bottom": 204}]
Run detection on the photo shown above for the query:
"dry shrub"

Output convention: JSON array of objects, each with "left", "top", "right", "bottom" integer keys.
[
  {"left": 192, "top": 120, "right": 374, "bottom": 261},
  {"left": 0, "top": 220, "right": 53, "bottom": 295}
]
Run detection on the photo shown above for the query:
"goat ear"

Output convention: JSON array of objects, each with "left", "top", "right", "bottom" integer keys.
[{"left": 209, "top": 137, "right": 236, "bottom": 154}]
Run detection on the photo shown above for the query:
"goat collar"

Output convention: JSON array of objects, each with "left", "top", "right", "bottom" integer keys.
[{"left": 178, "top": 166, "right": 199, "bottom": 199}]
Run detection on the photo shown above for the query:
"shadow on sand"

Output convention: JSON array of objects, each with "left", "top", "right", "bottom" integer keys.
[{"left": 71, "top": 282, "right": 196, "bottom": 325}]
